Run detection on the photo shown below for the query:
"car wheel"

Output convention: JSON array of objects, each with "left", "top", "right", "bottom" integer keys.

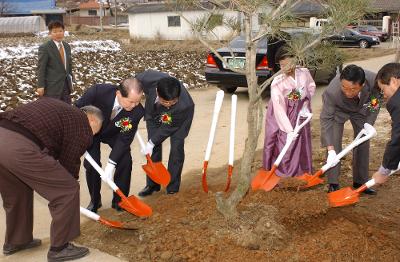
[
  {"left": 359, "top": 40, "right": 369, "bottom": 48},
  {"left": 219, "top": 86, "right": 237, "bottom": 94},
  {"left": 260, "top": 85, "right": 270, "bottom": 99}
]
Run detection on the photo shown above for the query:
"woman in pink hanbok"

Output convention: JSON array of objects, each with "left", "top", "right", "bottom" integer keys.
[{"left": 263, "top": 48, "right": 316, "bottom": 177}]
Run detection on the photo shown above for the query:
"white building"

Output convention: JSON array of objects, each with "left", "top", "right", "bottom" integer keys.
[
  {"left": 127, "top": 2, "right": 241, "bottom": 40},
  {"left": 126, "top": 1, "right": 325, "bottom": 40}
]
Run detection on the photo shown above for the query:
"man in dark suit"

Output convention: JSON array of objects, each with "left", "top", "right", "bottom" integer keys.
[
  {"left": 136, "top": 70, "right": 195, "bottom": 196},
  {"left": 0, "top": 98, "right": 102, "bottom": 261},
  {"left": 372, "top": 63, "right": 400, "bottom": 184},
  {"left": 37, "top": 20, "right": 73, "bottom": 104},
  {"left": 320, "top": 64, "right": 379, "bottom": 194},
  {"left": 75, "top": 78, "right": 144, "bottom": 212}
]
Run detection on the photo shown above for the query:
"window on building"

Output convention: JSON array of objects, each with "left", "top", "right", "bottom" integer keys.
[
  {"left": 168, "top": 16, "right": 181, "bottom": 27},
  {"left": 88, "top": 9, "right": 97, "bottom": 16}
]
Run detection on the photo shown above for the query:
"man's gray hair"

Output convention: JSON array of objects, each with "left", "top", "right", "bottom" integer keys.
[
  {"left": 120, "top": 78, "right": 143, "bottom": 97},
  {"left": 81, "top": 105, "right": 104, "bottom": 124}
]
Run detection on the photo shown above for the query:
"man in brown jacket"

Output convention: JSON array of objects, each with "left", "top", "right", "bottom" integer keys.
[{"left": 0, "top": 98, "right": 103, "bottom": 261}]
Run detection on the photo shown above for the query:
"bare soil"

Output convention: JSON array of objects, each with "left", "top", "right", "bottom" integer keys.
[{"left": 77, "top": 109, "right": 400, "bottom": 261}]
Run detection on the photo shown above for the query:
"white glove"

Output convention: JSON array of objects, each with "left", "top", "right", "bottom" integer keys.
[
  {"left": 327, "top": 150, "right": 339, "bottom": 167},
  {"left": 287, "top": 131, "right": 298, "bottom": 142},
  {"left": 141, "top": 140, "right": 155, "bottom": 156},
  {"left": 104, "top": 161, "right": 116, "bottom": 181}
]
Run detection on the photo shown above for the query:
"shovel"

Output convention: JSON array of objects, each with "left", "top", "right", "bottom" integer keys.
[
  {"left": 251, "top": 110, "right": 313, "bottom": 191},
  {"left": 136, "top": 131, "right": 171, "bottom": 187},
  {"left": 80, "top": 206, "right": 138, "bottom": 230},
  {"left": 84, "top": 152, "right": 152, "bottom": 217},
  {"left": 297, "top": 123, "right": 377, "bottom": 188},
  {"left": 202, "top": 90, "right": 224, "bottom": 193},
  {"left": 225, "top": 94, "right": 237, "bottom": 192},
  {"left": 328, "top": 161, "right": 400, "bottom": 208}
]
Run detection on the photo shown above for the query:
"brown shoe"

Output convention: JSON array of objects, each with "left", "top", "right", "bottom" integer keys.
[
  {"left": 47, "top": 243, "right": 89, "bottom": 262},
  {"left": 3, "top": 238, "right": 42, "bottom": 255}
]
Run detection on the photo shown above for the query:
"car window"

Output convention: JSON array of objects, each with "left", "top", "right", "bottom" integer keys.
[{"left": 367, "top": 25, "right": 379, "bottom": 31}]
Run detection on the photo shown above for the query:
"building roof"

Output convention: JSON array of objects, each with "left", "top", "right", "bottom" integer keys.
[
  {"left": 127, "top": 2, "right": 230, "bottom": 14},
  {"left": 127, "top": 1, "right": 324, "bottom": 16},
  {"left": 3, "top": 0, "right": 65, "bottom": 15},
  {"left": 370, "top": 0, "right": 400, "bottom": 12},
  {"left": 291, "top": 1, "right": 325, "bottom": 17},
  {"left": 79, "top": 0, "right": 110, "bottom": 10}
]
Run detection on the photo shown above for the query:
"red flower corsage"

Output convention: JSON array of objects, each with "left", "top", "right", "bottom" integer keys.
[
  {"left": 160, "top": 112, "right": 172, "bottom": 125},
  {"left": 365, "top": 95, "right": 381, "bottom": 112},
  {"left": 115, "top": 117, "right": 133, "bottom": 132},
  {"left": 287, "top": 89, "right": 301, "bottom": 101}
]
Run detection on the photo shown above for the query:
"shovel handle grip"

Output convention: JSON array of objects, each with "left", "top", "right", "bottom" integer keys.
[
  {"left": 204, "top": 90, "right": 224, "bottom": 161},
  {"left": 136, "top": 131, "right": 146, "bottom": 150},
  {"left": 228, "top": 95, "right": 237, "bottom": 166},
  {"left": 84, "top": 152, "right": 118, "bottom": 191},
  {"left": 79, "top": 206, "right": 100, "bottom": 221}
]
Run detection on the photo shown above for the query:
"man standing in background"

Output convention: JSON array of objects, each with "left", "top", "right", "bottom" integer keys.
[{"left": 37, "top": 20, "right": 73, "bottom": 104}]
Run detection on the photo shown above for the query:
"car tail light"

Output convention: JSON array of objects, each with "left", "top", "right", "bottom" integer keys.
[
  {"left": 206, "top": 54, "right": 217, "bottom": 68},
  {"left": 256, "top": 56, "right": 270, "bottom": 70}
]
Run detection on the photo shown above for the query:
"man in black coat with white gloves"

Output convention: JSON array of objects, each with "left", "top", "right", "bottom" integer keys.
[{"left": 136, "top": 70, "right": 194, "bottom": 196}]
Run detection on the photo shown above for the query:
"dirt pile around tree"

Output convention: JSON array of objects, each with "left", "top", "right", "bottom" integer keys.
[{"left": 77, "top": 109, "right": 400, "bottom": 261}]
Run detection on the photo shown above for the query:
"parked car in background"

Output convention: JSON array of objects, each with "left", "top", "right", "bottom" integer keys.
[
  {"left": 354, "top": 25, "right": 389, "bottom": 42},
  {"left": 323, "top": 28, "right": 380, "bottom": 48},
  {"left": 205, "top": 35, "right": 339, "bottom": 97}
]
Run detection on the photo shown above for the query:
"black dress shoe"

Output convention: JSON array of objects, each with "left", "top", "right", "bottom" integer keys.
[
  {"left": 138, "top": 186, "right": 160, "bottom": 197},
  {"left": 328, "top": 183, "right": 340, "bottom": 193},
  {"left": 353, "top": 183, "right": 377, "bottom": 195},
  {"left": 86, "top": 200, "right": 102, "bottom": 212},
  {"left": 3, "top": 238, "right": 42, "bottom": 255},
  {"left": 111, "top": 202, "right": 123, "bottom": 212}
]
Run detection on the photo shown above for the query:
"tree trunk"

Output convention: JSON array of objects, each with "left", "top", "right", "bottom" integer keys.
[
  {"left": 395, "top": 46, "right": 400, "bottom": 63},
  {"left": 216, "top": 13, "right": 263, "bottom": 218}
]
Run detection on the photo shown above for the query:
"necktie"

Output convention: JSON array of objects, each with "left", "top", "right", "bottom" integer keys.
[
  {"left": 58, "top": 43, "right": 65, "bottom": 67},
  {"left": 110, "top": 106, "right": 120, "bottom": 120}
]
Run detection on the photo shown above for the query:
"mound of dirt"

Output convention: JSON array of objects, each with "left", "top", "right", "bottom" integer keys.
[{"left": 77, "top": 108, "right": 400, "bottom": 261}]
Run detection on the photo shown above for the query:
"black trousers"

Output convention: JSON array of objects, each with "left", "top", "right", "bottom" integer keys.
[
  {"left": 83, "top": 137, "right": 132, "bottom": 206},
  {"left": 145, "top": 121, "right": 190, "bottom": 193}
]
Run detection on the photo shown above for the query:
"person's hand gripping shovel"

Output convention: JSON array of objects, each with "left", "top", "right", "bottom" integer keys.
[
  {"left": 297, "top": 123, "right": 377, "bottom": 188},
  {"left": 136, "top": 131, "right": 171, "bottom": 187},
  {"left": 84, "top": 152, "right": 152, "bottom": 217},
  {"left": 251, "top": 106, "right": 313, "bottom": 191}
]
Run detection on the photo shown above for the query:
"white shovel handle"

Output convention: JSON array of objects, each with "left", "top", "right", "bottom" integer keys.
[
  {"left": 84, "top": 152, "right": 118, "bottom": 191},
  {"left": 204, "top": 90, "right": 224, "bottom": 161},
  {"left": 228, "top": 95, "right": 237, "bottom": 166},
  {"left": 136, "top": 131, "right": 146, "bottom": 150},
  {"left": 80, "top": 206, "right": 100, "bottom": 221},
  {"left": 274, "top": 112, "right": 313, "bottom": 165},
  {"left": 321, "top": 123, "right": 377, "bottom": 171}
]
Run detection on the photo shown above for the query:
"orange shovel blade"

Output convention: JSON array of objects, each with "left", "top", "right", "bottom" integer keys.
[
  {"left": 98, "top": 217, "right": 137, "bottom": 230},
  {"left": 328, "top": 187, "right": 360, "bottom": 207},
  {"left": 201, "top": 161, "right": 209, "bottom": 193},
  {"left": 297, "top": 171, "right": 324, "bottom": 189},
  {"left": 116, "top": 190, "right": 152, "bottom": 217},
  {"left": 251, "top": 166, "right": 280, "bottom": 192},
  {"left": 142, "top": 161, "right": 171, "bottom": 186}
]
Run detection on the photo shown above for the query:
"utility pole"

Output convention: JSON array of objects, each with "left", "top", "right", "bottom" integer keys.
[
  {"left": 114, "top": 0, "right": 117, "bottom": 28},
  {"left": 99, "top": 0, "right": 103, "bottom": 32}
]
